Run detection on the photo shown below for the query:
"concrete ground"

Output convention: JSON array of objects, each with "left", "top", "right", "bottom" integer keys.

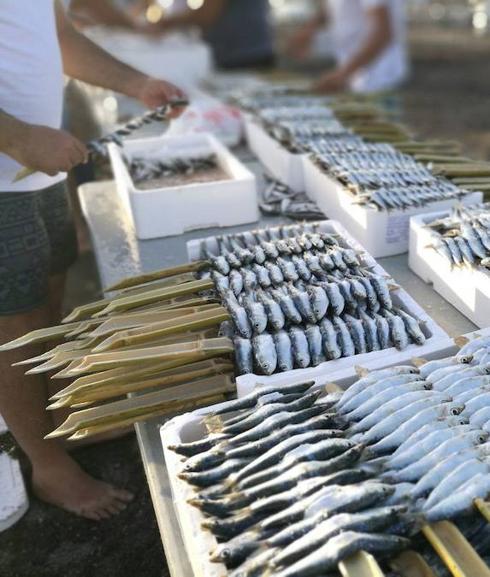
[{"left": 1, "top": 26, "right": 490, "bottom": 577}]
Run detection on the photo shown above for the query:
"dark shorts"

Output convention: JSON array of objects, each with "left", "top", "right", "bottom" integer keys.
[{"left": 0, "top": 182, "right": 78, "bottom": 315}]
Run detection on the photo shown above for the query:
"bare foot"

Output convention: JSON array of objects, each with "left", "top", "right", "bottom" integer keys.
[{"left": 32, "top": 458, "right": 133, "bottom": 520}]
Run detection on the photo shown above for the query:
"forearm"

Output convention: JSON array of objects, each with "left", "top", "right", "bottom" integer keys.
[
  {"left": 339, "top": 8, "right": 392, "bottom": 77},
  {"left": 56, "top": 2, "right": 147, "bottom": 98},
  {"left": 69, "top": 0, "right": 136, "bottom": 29},
  {"left": 0, "top": 110, "right": 28, "bottom": 158}
]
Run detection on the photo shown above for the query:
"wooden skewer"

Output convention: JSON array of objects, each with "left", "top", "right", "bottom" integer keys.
[
  {"left": 390, "top": 550, "right": 437, "bottom": 577},
  {"left": 106, "top": 262, "right": 208, "bottom": 292},
  {"left": 474, "top": 498, "right": 490, "bottom": 523},
  {"left": 46, "top": 375, "right": 234, "bottom": 439},
  {"left": 338, "top": 551, "right": 385, "bottom": 577},
  {"left": 422, "top": 522, "right": 490, "bottom": 577}
]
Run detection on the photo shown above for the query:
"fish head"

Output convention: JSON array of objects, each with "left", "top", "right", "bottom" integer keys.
[
  {"left": 440, "top": 402, "right": 466, "bottom": 417},
  {"left": 456, "top": 353, "right": 474, "bottom": 364}
]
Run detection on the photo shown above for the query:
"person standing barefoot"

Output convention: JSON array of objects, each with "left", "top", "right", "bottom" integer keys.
[{"left": 0, "top": 0, "right": 186, "bottom": 520}]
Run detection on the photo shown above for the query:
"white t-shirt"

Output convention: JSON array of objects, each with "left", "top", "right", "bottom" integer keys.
[
  {"left": 0, "top": 0, "right": 66, "bottom": 192},
  {"left": 325, "top": 0, "right": 408, "bottom": 93}
]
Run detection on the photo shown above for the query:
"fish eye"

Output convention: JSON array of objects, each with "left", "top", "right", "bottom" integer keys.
[
  {"left": 478, "top": 434, "right": 488, "bottom": 443},
  {"left": 459, "top": 355, "right": 473, "bottom": 364},
  {"left": 451, "top": 407, "right": 462, "bottom": 415}
]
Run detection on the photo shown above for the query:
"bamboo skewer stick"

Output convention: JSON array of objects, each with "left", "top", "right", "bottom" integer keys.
[
  {"left": 88, "top": 304, "right": 221, "bottom": 339},
  {"left": 62, "top": 337, "right": 234, "bottom": 376},
  {"left": 422, "top": 522, "right": 490, "bottom": 577},
  {"left": 49, "top": 360, "right": 234, "bottom": 409},
  {"left": 46, "top": 375, "right": 235, "bottom": 439},
  {"left": 91, "top": 307, "right": 229, "bottom": 352},
  {"left": 338, "top": 551, "right": 385, "bottom": 577},
  {"left": 107, "top": 261, "right": 208, "bottom": 291},
  {"left": 474, "top": 499, "right": 490, "bottom": 523},
  {"left": 68, "top": 393, "right": 227, "bottom": 441},
  {"left": 390, "top": 550, "right": 437, "bottom": 577},
  {"left": 92, "top": 278, "right": 214, "bottom": 317}
]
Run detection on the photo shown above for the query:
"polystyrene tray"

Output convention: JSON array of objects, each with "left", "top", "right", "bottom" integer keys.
[
  {"left": 187, "top": 219, "right": 448, "bottom": 396},
  {"left": 409, "top": 210, "right": 490, "bottom": 328},
  {"left": 0, "top": 416, "right": 28, "bottom": 532},
  {"left": 244, "top": 117, "right": 305, "bottom": 192},
  {"left": 109, "top": 133, "right": 259, "bottom": 240},
  {"left": 302, "top": 155, "right": 483, "bottom": 258},
  {"left": 160, "top": 327, "right": 487, "bottom": 577}
]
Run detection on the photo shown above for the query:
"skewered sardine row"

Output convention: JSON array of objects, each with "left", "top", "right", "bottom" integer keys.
[
  {"left": 195, "top": 222, "right": 427, "bottom": 374},
  {"left": 169, "top": 334, "right": 490, "bottom": 576}
]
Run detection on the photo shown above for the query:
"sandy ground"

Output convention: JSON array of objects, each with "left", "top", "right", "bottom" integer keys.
[{"left": 1, "top": 25, "right": 490, "bottom": 577}]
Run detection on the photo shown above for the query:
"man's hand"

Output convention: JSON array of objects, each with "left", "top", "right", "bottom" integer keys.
[
  {"left": 135, "top": 77, "right": 188, "bottom": 117},
  {"left": 313, "top": 69, "right": 350, "bottom": 94},
  {"left": 11, "top": 125, "right": 88, "bottom": 176}
]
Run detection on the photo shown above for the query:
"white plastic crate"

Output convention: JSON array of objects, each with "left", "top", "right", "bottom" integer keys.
[
  {"left": 187, "top": 220, "right": 448, "bottom": 396},
  {"left": 409, "top": 211, "right": 490, "bottom": 328},
  {"left": 243, "top": 117, "right": 305, "bottom": 192},
  {"left": 0, "top": 416, "right": 28, "bottom": 532},
  {"left": 109, "top": 133, "right": 259, "bottom": 240},
  {"left": 302, "top": 155, "right": 483, "bottom": 258},
  {"left": 160, "top": 327, "right": 487, "bottom": 577}
]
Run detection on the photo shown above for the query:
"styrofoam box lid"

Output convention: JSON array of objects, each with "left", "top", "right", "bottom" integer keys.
[{"left": 160, "top": 327, "right": 489, "bottom": 577}]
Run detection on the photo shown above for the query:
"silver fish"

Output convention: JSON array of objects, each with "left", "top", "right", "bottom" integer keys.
[
  {"left": 332, "top": 316, "right": 355, "bottom": 357},
  {"left": 289, "top": 327, "right": 311, "bottom": 368},
  {"left": 425, "top": 473, "right": 490, "bottom": 522},
  {"left": 234, "top": 338, "right": 253, "bottom": 375},
  {"left": 305, "top": 324, "right": 325, "bottom": 366},
  {"left": 273, "top": 330, "right": 294, "bottom": 372},
  {"left": 319, "top": 318, "right": 342, "bottom": 360},
  {"left": 252, "top": 333, "right": 277, "bottom": 375}
]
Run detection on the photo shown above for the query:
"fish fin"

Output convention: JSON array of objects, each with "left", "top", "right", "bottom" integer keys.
[
  {"left": 325, "top": 382, "right": 343, "bottom": 394},
  {"left": 354, "top": 365, "right": 369, "bottom": 377},
  {"left": 204, "top": 415, "right": 225, "bottom": 434},
  {"left": 388, "top": 283, "right": 400, "bottom": 292},
  {"left": 411, "top": 357, "right": 428, "bottom": 367},
  {"left": 454, "top": 335, "right": 471, "bottom": 349}
]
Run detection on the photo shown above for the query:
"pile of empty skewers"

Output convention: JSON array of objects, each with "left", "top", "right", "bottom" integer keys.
[{"left": 0, "top": 222, "right": 428, "bottom": 442}]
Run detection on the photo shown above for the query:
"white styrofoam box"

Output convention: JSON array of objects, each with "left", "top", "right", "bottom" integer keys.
[
  {"left": 409, "top": 211, "right": 490, "bottom": 328},
  {"left": 244, "top": 117, "right": 305, "bottom": 192},
  {"left": 302, "top": 155, "right": 483, "bottom": 258},
  {"left": 109, "top": 133, "right": 259, "bottom": 240},
  {"left": 186, "top": 220, "right": 448, "bottom": 396},
  {"left": 85, "top": 29, "right": 213, "bottom": 89},
  {"left": 0, "top": 416, "right": 28, "bottom": 532},
  {"left": 159, "top": 327, "right": 487, "bottom": 577}
]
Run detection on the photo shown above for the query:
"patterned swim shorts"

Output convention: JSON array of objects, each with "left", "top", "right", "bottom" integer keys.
[{"left": 0, "top": 181, "right": 78, "bottom": 315}]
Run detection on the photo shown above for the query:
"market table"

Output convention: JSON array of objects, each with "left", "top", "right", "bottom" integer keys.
[{"left": 78, "top": 151, "right": 476, "bottom": 577}]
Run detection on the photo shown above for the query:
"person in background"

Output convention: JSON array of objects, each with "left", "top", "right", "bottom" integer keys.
[
  {"left": 0, "top": 0, "right": 186, "bottom": 521},
  {"left": 290, "top": 0, "right": 408, "bottom": 94},
  {"left": 150, "top": 0, "right": 275, "bottom": 70}
]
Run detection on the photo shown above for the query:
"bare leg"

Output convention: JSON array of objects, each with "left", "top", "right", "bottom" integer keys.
[
  {"left": 0, "top": 307, "right": 133, "bottom": 520},
  {"left": 46, "top": 274, "right": 133, "bottom": 444}
]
